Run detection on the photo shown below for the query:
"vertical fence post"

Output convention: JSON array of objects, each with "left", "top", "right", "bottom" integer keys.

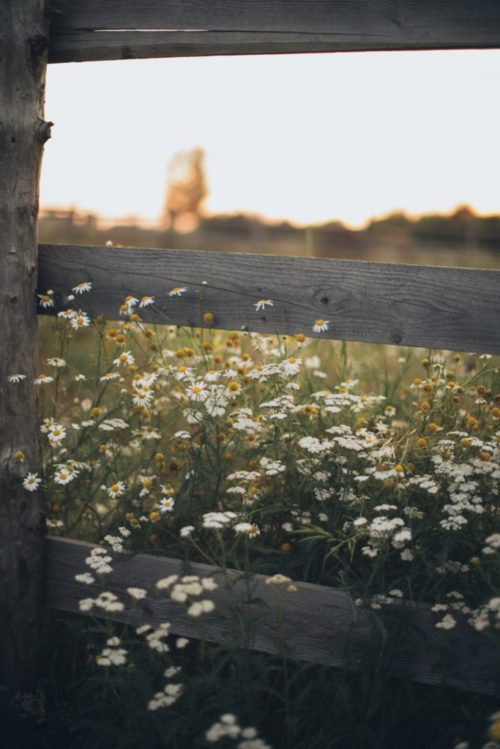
[{"left": 0, "top": 0, "right": 50, "bottom": 693}]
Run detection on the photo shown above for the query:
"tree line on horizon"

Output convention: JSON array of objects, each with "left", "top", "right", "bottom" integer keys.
[{"left": 40, "top": 148, "right": 500, "bottom": 258}]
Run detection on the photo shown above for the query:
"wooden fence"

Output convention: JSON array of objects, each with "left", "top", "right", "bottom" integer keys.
[
  {"left": 39, "top": 243, "right": 500, "bottom": 353},
  {"left": 46, "top": 537, "right": 500, "bottom": 697},
  {"left": 1, "top": 0, "right": 500, "bottom": 696}
]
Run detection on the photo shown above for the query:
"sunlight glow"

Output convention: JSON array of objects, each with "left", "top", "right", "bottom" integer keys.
[{"left": 41, "top": 50, "right": 500, "bottom": 227}]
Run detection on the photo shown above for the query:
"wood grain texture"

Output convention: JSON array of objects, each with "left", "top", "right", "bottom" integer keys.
[
  {"left": 0, "top": 0, "right": 51, "bottom": 693},
  {"left": 47, "top": 0, "right": 500, "bottom": 62},
  {"left": 46, "top": 537, "right": 500, "bottom": 696},
  {"left": 38, "top": 244, "right": 500, "bottom": 353}
]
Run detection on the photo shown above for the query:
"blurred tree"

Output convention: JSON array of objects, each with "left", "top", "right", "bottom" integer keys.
[{"left": 162, "top": 147, "right": 208, "bottom": 232}]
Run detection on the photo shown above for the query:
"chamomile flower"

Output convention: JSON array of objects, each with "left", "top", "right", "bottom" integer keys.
[
  {"left": 254, "top": 299, "right": 274, "bottom": 312},
  {"left": 158, "top": 496, "right": 175, "bottom": 513},
  {"left": 23, "top": 473, "right": 41, "bottom": 492},
  {"left": 132, "top": 387, "right": 153, "bottom": 408},
  {"left": 47, "top": 357, "right": 67, "bottom": 368},
  {"left": 70, "top": 311, "right": 90, "bottom": 330},
  {"left": 234, "top": 522, "right": 260, "bottom": 537},
  {"left": 313, "top": 319, "right": 330, "bottom": 333},
  {"left": 168, "top": 286, "right": 187, "bottom": 297},
  {"left": 113, "top": 351, "right": 135, "bottom": 367},
  {"left": 54, "top": 467, "right": 76, "bottom": 485},
  {"left": 34, "top": 374, "right": 54, "bottom": 385},
  {"left": 8, "top": 374, "right": 26, "bottom": 383},
  {"left": 47, "top": 424, "right": 66, "bottom": 445},
  {"left": 100, "top": 372, "right": 120, "bottom": 382},
  {"left": 139, "top": 476, "right": 155, "bottom": 496},
  {"left": 106, "top": 481, "right": 126, "bottom": 499},
  {"left": 119, "top": 295, "right": 139, "bottom": 316},
  {"left": 38, "top": 292, "right": 54, "bottom": 309},
  {"left": 72, "top": 282, "right": 92, "bottom": 294},
  {"left": 58, "top": 309, "right": 76, "bottom": 319},
  {"left": 139, "top": 295, "right": 155, "bottom": 308},
  {"left": 186, "top": 381, "right": 207, "bottom": 401}
]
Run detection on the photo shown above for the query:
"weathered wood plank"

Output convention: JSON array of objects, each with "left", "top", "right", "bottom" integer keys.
[
  {"left": 46, "top": 537, "right": 500, "bottom": 696},
  {"left": 0, "top": 0, "right": 51, "bottom": 693},
  {"left": 46, "top": 30, "right": 402, "bottom": 64},
  {"left": 47, "top": 0, "right": 500, "bottom": 62},
  {"left": 38, "top": 244, "right": 500, "bottom": 353}
]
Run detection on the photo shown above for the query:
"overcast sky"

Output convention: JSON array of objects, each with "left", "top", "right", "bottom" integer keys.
[{"left": 41, "top": 49, "right": 500, "bottom": 227}]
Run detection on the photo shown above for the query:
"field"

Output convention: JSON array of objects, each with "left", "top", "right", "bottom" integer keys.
[{"left": 6, "top": 278, "right": 499, "bottom": 749}]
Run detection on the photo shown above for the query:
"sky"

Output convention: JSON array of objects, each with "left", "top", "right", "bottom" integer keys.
[{"left": 40, "top": 49, "right": 500, "bottom": 228}]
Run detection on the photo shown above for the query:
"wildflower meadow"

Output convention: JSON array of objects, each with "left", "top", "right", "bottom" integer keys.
[{"left": 8, "top": 280, "right": 500, "bottom": 749}]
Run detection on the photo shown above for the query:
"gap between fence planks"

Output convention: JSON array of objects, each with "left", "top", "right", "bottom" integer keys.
[
  {"left": 38, "top": 244, "right": 500, "bottom": 354},
  {"left": 46, "top": 537, "right": 500, "bottom": 697},
  {"left": 47, "top": 0, "right": 500, "bottom": 62}
]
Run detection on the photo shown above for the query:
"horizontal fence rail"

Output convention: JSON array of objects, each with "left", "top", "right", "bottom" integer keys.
[
  {"left": 46, "top": 537, "right": 500, "bottom": 696},
  {"left": 38, "top": 244, "right": 500, "bottom": 353},
  {"left": 48, "top": 0, "right": 500, "bottom": 62}
]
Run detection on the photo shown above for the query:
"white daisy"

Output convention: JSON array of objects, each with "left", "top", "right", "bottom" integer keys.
[
  {"left": 234, "top": 522, "right": 260, "bottom": 537},
  {"left": 113, "top": 351, "right": 135, "bottom": 367},
  {"left": 70, "top": 311, "right": 90, "bottom": 330},
  {"left": 72, "top": 282, "right": 92, "bottom": 294},
  {"left": 23, "top": 473, "right": 41, "bottom": 492},
  {"left": 158, "top": 497, "right": 175, "bottom": 513},
  {"left": 168, "top": 287, "right": 187, "bottom": 297},
  {"left": 47, "top": 357, "right": 67, "bottom": 368},
  {"left": 312, "top": 319, "right": 330, "bottom": 333},
  {"left": 254, "top": 299, "right": 274, "bottom": 312},
  {"left": 47, "top": 424, "right": 66, "bottom": 445},
  {"left": 100, "top": 372, "right": 120, "bottom": 382},
  {"left": 34, "top": 374, "right": 54, "bottom": 385},
  {"left": 38, "top": 293, "right": 54, "bottom": 309},
  {"left": 186, "top": 381, "right": 207, "bottom": 401},
  {"left": 106, "top": 481, "right": 126, "bottom": 498},
  {"left": 54, "top": 467, "right": 76, "bottom": 485},
  {"left": 131, "top": 387, "right": 153, "bottom": 408}
]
